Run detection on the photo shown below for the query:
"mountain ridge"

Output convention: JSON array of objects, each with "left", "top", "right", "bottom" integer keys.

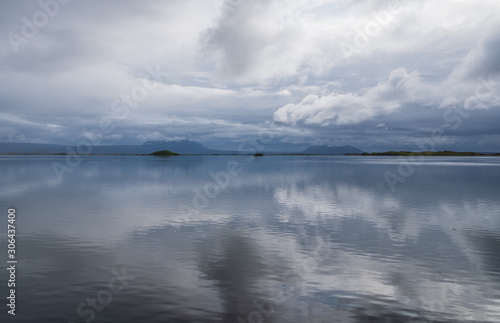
[
  {"left": 0, "top": 140, "right": 225, "bottom": 155},
  {"left": 0, "top": 140, "right": 365, "bottom": 155}
]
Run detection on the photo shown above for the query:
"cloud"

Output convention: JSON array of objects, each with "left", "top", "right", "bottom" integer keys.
[
  {"left": 205, "top": 0, "right": 340, "bottom": 84},
  {"left": 0, "top": 0, "right": 500, "bottom": 151},
  {"left": 274, "top": 19, "right": 500, "bottom": 135},
  {"left": 274, "top": 68, "right": 428, "bottom": 125},
  {"left": 478, "top": 134, "right": 500, "bottom": 148},
  {"left": 440, "top": 29, "right": 500, "bottom": 111},
  {"left": 449, "top": 27, "right": 500, "bottom": 82}
]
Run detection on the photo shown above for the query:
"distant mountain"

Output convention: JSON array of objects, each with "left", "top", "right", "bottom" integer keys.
[
  {"left": 0, "top": 141, "right": 365, "bottom": 155},
  {"left": 0, "top": 143, "right": 66, "bottom": 154},
  {"left": 0, "top": 140, "right": 230, "bottom": 155},
  {"left": 301, "top": 145, "right": 364, "bottom": 155}
]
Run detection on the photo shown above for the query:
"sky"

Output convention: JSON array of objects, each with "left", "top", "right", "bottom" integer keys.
[{"left": 0, "top": 0, "right": 499, "bottom": 152}]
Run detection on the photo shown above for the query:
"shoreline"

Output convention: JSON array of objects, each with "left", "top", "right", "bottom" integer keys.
[{"left": 1, "top": 152, "right": 499, "bottom": 157}]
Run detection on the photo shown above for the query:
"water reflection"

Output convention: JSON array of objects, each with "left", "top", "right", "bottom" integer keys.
[{"left": 0, "top": 155, "right": 500, "bottom": 322}]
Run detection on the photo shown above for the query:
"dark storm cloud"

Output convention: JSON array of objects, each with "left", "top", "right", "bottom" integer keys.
[{"left": 0, "top": 0, "right": 499, "bottom": 151}]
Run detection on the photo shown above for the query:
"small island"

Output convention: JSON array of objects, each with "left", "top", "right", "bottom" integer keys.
[{"left": 149, "top": 150, "right": 180, "bottom": 156}]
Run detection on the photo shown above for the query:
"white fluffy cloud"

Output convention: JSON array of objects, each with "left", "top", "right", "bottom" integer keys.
[{"left": 274, "top": 68, "right": 430, "bottom": 125}]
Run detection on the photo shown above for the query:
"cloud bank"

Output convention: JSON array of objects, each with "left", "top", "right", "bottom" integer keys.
[{"left": 0, "top": 0, "right": 499, "bottom": 151}]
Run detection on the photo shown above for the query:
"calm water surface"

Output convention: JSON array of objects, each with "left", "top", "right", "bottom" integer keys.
[{"left": 1, "top": 155, "right": 500, "bottom": 322}]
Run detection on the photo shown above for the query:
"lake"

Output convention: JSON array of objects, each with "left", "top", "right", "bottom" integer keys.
[{"left": 1, "top": 155, "right": 500, "bottom": 322}]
